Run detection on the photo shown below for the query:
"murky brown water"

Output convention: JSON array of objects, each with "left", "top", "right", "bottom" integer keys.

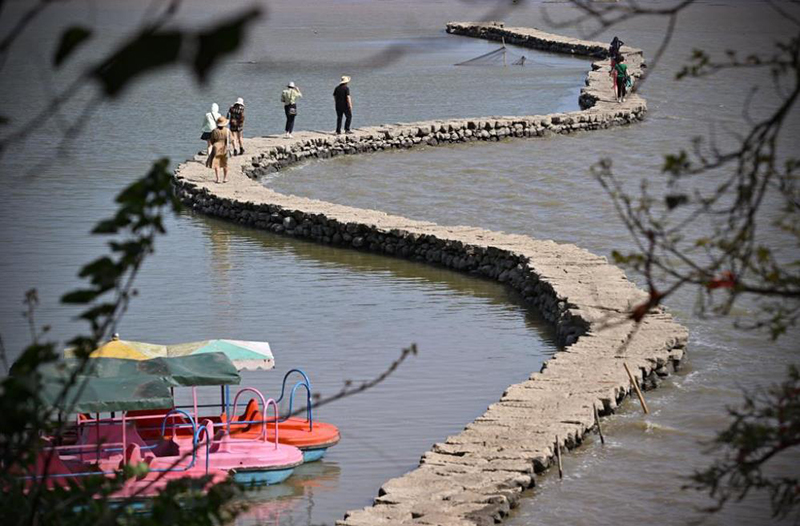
[{"left": 1, "top": 1, "right": 798, "bottom": 525}]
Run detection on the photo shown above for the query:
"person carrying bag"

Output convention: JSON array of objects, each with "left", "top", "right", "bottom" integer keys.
[{"left": 281, "top": 81, "right": 302, "bottom": 138}]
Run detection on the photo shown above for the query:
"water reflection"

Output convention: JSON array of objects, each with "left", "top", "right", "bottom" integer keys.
[
  {"left": 237, "top": 462, "right": 342, "bottom": 526},
  {"left": 208, "top": 227, "right": 234, "bottom": 310},
  {"left": 189, "top": 212, "right": 557, "bottom": 349}
]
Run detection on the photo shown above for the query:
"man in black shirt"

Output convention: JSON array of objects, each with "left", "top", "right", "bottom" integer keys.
[{"left": 333, "top": 75, "right": 353, "bottom": 134}]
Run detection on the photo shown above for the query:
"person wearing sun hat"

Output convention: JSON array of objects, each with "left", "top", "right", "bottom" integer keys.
[
  {"left": 206, "top": 116, "right": 231, "bottom": 183},
  {"left": 227, "top": 97, "right": 246, "bottom": 155},
  {"left": 333, "top": 75, "right": 353, "bottom": 135},
  {"left": 281, "top": 81, "right": 302, "bottom": 138}
]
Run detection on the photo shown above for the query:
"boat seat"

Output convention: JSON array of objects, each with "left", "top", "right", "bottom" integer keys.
[
  {"left": 127, "top": 408, "right": 183, "bottom": 440},
  {"left": 230, "top": 398, "right": 261, "bottom": 433},
  {"left": 119, "top": 443, "right": 154, "bottom": 472},
  {"left": 79, "top": 420, "right": 148, "bottom": 457}
]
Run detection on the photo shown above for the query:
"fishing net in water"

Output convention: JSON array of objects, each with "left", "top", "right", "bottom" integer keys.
[{"left": 455, "top": 45, "right": 528, "bottom": 66}]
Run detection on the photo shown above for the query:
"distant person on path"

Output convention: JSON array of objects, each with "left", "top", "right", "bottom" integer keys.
[
  {"left": 201, "top": 102, "right": 221, "bottom": 154},
  {"left": 227, "top": 97, "right": 245, "bottom": 155},
  {"left": 615, "top": 54, "right": 628, "bottom": 103},
  {"left": 333, "top": 76, "right": 353, "bottom": 135},
  {"left": 609, "top": 36, "right": 624, "bottom": 92},
  {"left": 281, "top": 81, "right": 302, "bottom": 138},
  {"left": 206, "top": 116, "right": 231, "bottom": 183}
]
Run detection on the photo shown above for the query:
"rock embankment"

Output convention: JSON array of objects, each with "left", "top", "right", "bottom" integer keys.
[{"left": 172, "top": 22, "right": 687, "bottom": 526}]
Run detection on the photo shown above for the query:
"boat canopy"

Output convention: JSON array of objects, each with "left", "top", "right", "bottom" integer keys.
[
  {"left": 38, "top": 353, "right": 241, "bottom": 413},
  {"left": 55, "top": 353, "right": 241, "bottom": 387},
  {"left": 67, "top": 338, "right": 274, "bottom": 371},
  {"left": 39, "top": 372, "right": 174, "bottom": 414}
]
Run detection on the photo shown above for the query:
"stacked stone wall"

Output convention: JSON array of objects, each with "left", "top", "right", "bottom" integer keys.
[{"left": 172, "top": 22, "right": 686, "bottom": 526}]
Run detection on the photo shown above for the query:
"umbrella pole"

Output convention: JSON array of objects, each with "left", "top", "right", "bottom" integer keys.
[
  {"left": 193, "top": 387, "right": 199, "bottom": 423},
  {"left": 122, "top": 412, "right": 127, "bottom": 460},
  {"left": 220, "top": 386, "right": 225, "bottom": 416}
]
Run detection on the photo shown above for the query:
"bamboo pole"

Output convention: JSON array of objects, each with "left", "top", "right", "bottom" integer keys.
[
  {"left": 623, "top": 362, "right": 650, "bottom": 414},
  {"left": 555, "top": 436, "right": 563, "bottom": 479},
  {"left": 593, "top": 403, "right": 605, "bottom": 445}
]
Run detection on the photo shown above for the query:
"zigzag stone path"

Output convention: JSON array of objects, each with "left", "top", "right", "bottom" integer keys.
[{"left": 172, "top": 22, "right": 687, "bottom": 526}]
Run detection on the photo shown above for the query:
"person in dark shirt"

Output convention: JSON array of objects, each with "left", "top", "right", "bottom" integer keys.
[
  {"left": 333, "top": 76, "right": 352, "bottom": 135},
  {"left": 609, "top": 36, "right": 624, "bottom": 57},
  {"left": 609, "top": 37, "right": 624, "bottom": 93},
  {"left": 227, "top": 97, "right": 245, "bottom": 155}
]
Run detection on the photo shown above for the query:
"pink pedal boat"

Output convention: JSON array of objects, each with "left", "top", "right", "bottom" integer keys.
[{"left": 35, "top": 353, "right": 304, "bottom": 497}]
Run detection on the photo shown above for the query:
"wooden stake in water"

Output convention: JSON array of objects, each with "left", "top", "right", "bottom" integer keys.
[
  {"left": 555, "top": 436, "right": 563, "bottom": 479},
  {"left": 593, "top": 403, "right": 605, "bottom": 445},
  {"left": 624, "top": 362, "right": 650, "bottom": 414}
]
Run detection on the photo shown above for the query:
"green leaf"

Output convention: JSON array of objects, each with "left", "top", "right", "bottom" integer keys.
[
  {"left": 53, "top": 26, "right": 92, "bottom": 67},
  {"left": 665, "top": 193, "right": 689, "bottom": 210},
  {"left": 61, "top": 289, "right": 100, "bottom": 304},
  {"left": 92, "top": 30, "right": 183, "bottom": 97},
  {"left": 193, "top": 7, "right": 263, "bottom": 83}
]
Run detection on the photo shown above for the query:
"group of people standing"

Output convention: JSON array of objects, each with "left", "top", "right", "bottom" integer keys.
[
  {"left": 201, "top": 98, "right": 246, "bottom": 183},
  {"left": 608, "top": 36, "right": 631, "bottom": 103},
  {"left": 200, "top": 76, "right": 354, "bottom": 183},
  {"left": 279, "top": 75, "right": 353, "bottom": 136}
]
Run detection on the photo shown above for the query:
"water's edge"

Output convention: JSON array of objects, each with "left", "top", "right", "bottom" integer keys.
[{"left": 172, "top": 23, "right": 688, "bottom": 526}]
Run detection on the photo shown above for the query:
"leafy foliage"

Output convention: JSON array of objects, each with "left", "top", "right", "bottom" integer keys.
[
  {"left": 687, "top": 366, "right": 800, "bottom": 522},
  {"left": 53, "top": 26, "right": 92, "bottom": 67},
  {"left": 553, "top": 0, "right": 799, "bottom": 519},
  {"left": 0, "top": 3, "right": 264, "bottom": 523},
  {"left": 92, "top": 8, "right": 263, "bottom": 97}
]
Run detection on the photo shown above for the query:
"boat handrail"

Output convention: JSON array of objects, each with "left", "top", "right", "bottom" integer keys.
[
  {"left": 193, "top": 420, "right": 215, "bottom": 474},
  {"left": 158, "top": 409, "right": 196, "bottom": 438},
  {"left": 264, "top": 397, "right": 279, "bottom": 449},
  {"left": 286, "top": 380, "right": 313, "bottom": 430},
  {"left": 275, "top": 369, "right": 312, "bottom": 404},
  {"left": 229, "top": 387, "right": 269, "bottom": 442}
]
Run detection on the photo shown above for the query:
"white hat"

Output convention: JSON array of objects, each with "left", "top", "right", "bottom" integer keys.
[
  {"left": 288, "top": 81, "right": 296, "bottom": 88},
  {"left": 340, "top": 75, "right": 351, "bottom": 84},
  {"left": 236, "top": 97, "right": 244, "bottom": 106}
]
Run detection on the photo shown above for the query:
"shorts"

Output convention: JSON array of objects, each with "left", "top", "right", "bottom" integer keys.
[{"left": 201, "top": 131, "right": 212, "bottom": 140}]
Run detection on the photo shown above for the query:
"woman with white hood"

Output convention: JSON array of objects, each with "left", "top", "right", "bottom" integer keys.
[{"left": 201, "top": 103, "right": 221, "bottom": 153}]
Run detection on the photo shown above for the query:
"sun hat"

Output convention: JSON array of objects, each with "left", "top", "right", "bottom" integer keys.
[
  {"left": 236, "top": 97, "right": 244, "bottom": 105},
  {"left": 216, "top": 116, "right": 228, "bottom": 127},
  {"left": 340, "top": 75, "right": 350, "bottom": 84},
  {"left": 288, "top": 81, "right": 296, "bottom": 88}
]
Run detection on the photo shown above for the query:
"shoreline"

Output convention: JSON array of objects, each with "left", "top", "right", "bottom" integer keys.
[{"left": 172, "top": 22, "right": 686, "bottom": 526}]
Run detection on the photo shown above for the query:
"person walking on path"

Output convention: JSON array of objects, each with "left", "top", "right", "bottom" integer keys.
[
  {"left": 333, "top": 75, "right": 353, "bottom": 135},
  {"left": 206, "top": 116, "right": 231, "bottom": 183},
  {"left": 281, "top": 81, "right": 302, "bottom": 138},
  {"left": 608, "top": 36, "right": 624, "bottom": 93},
  {"left": 227, "top": 97, "right": 245, "bottom": 155},
  {"left": 614, "top": 54, "right": 629, "bottom": 103},
  {"left": 201, "top": 102, "right": 221, "bottom": 154}
]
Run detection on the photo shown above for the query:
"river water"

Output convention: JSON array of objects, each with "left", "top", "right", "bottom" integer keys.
[{"left": 1, "top": 1, "right": 798, "bottom": 525}]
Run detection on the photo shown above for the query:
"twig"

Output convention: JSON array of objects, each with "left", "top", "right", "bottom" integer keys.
[
  {"left": 623, "top": 362, "right": 649, "bottom": 414},
  {"left": 593, "top": 403, "right": 605, "bottom": 445}
]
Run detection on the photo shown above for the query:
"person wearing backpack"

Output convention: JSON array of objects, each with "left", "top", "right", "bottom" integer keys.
[
  {"left": 281, "top": 82, "right": 302, "bottom": 138},
  {"left": 608, "top": 36, "right": 624, "bottom": 93},
  {"left": 227, "top": 98, "right": 245, "bottom": 155},
  {"left": 201, "top": 103, "right": 221, "bottom": 154},
  {"left": 615, "top": 54, "right": 629, "bottom": 103}
]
